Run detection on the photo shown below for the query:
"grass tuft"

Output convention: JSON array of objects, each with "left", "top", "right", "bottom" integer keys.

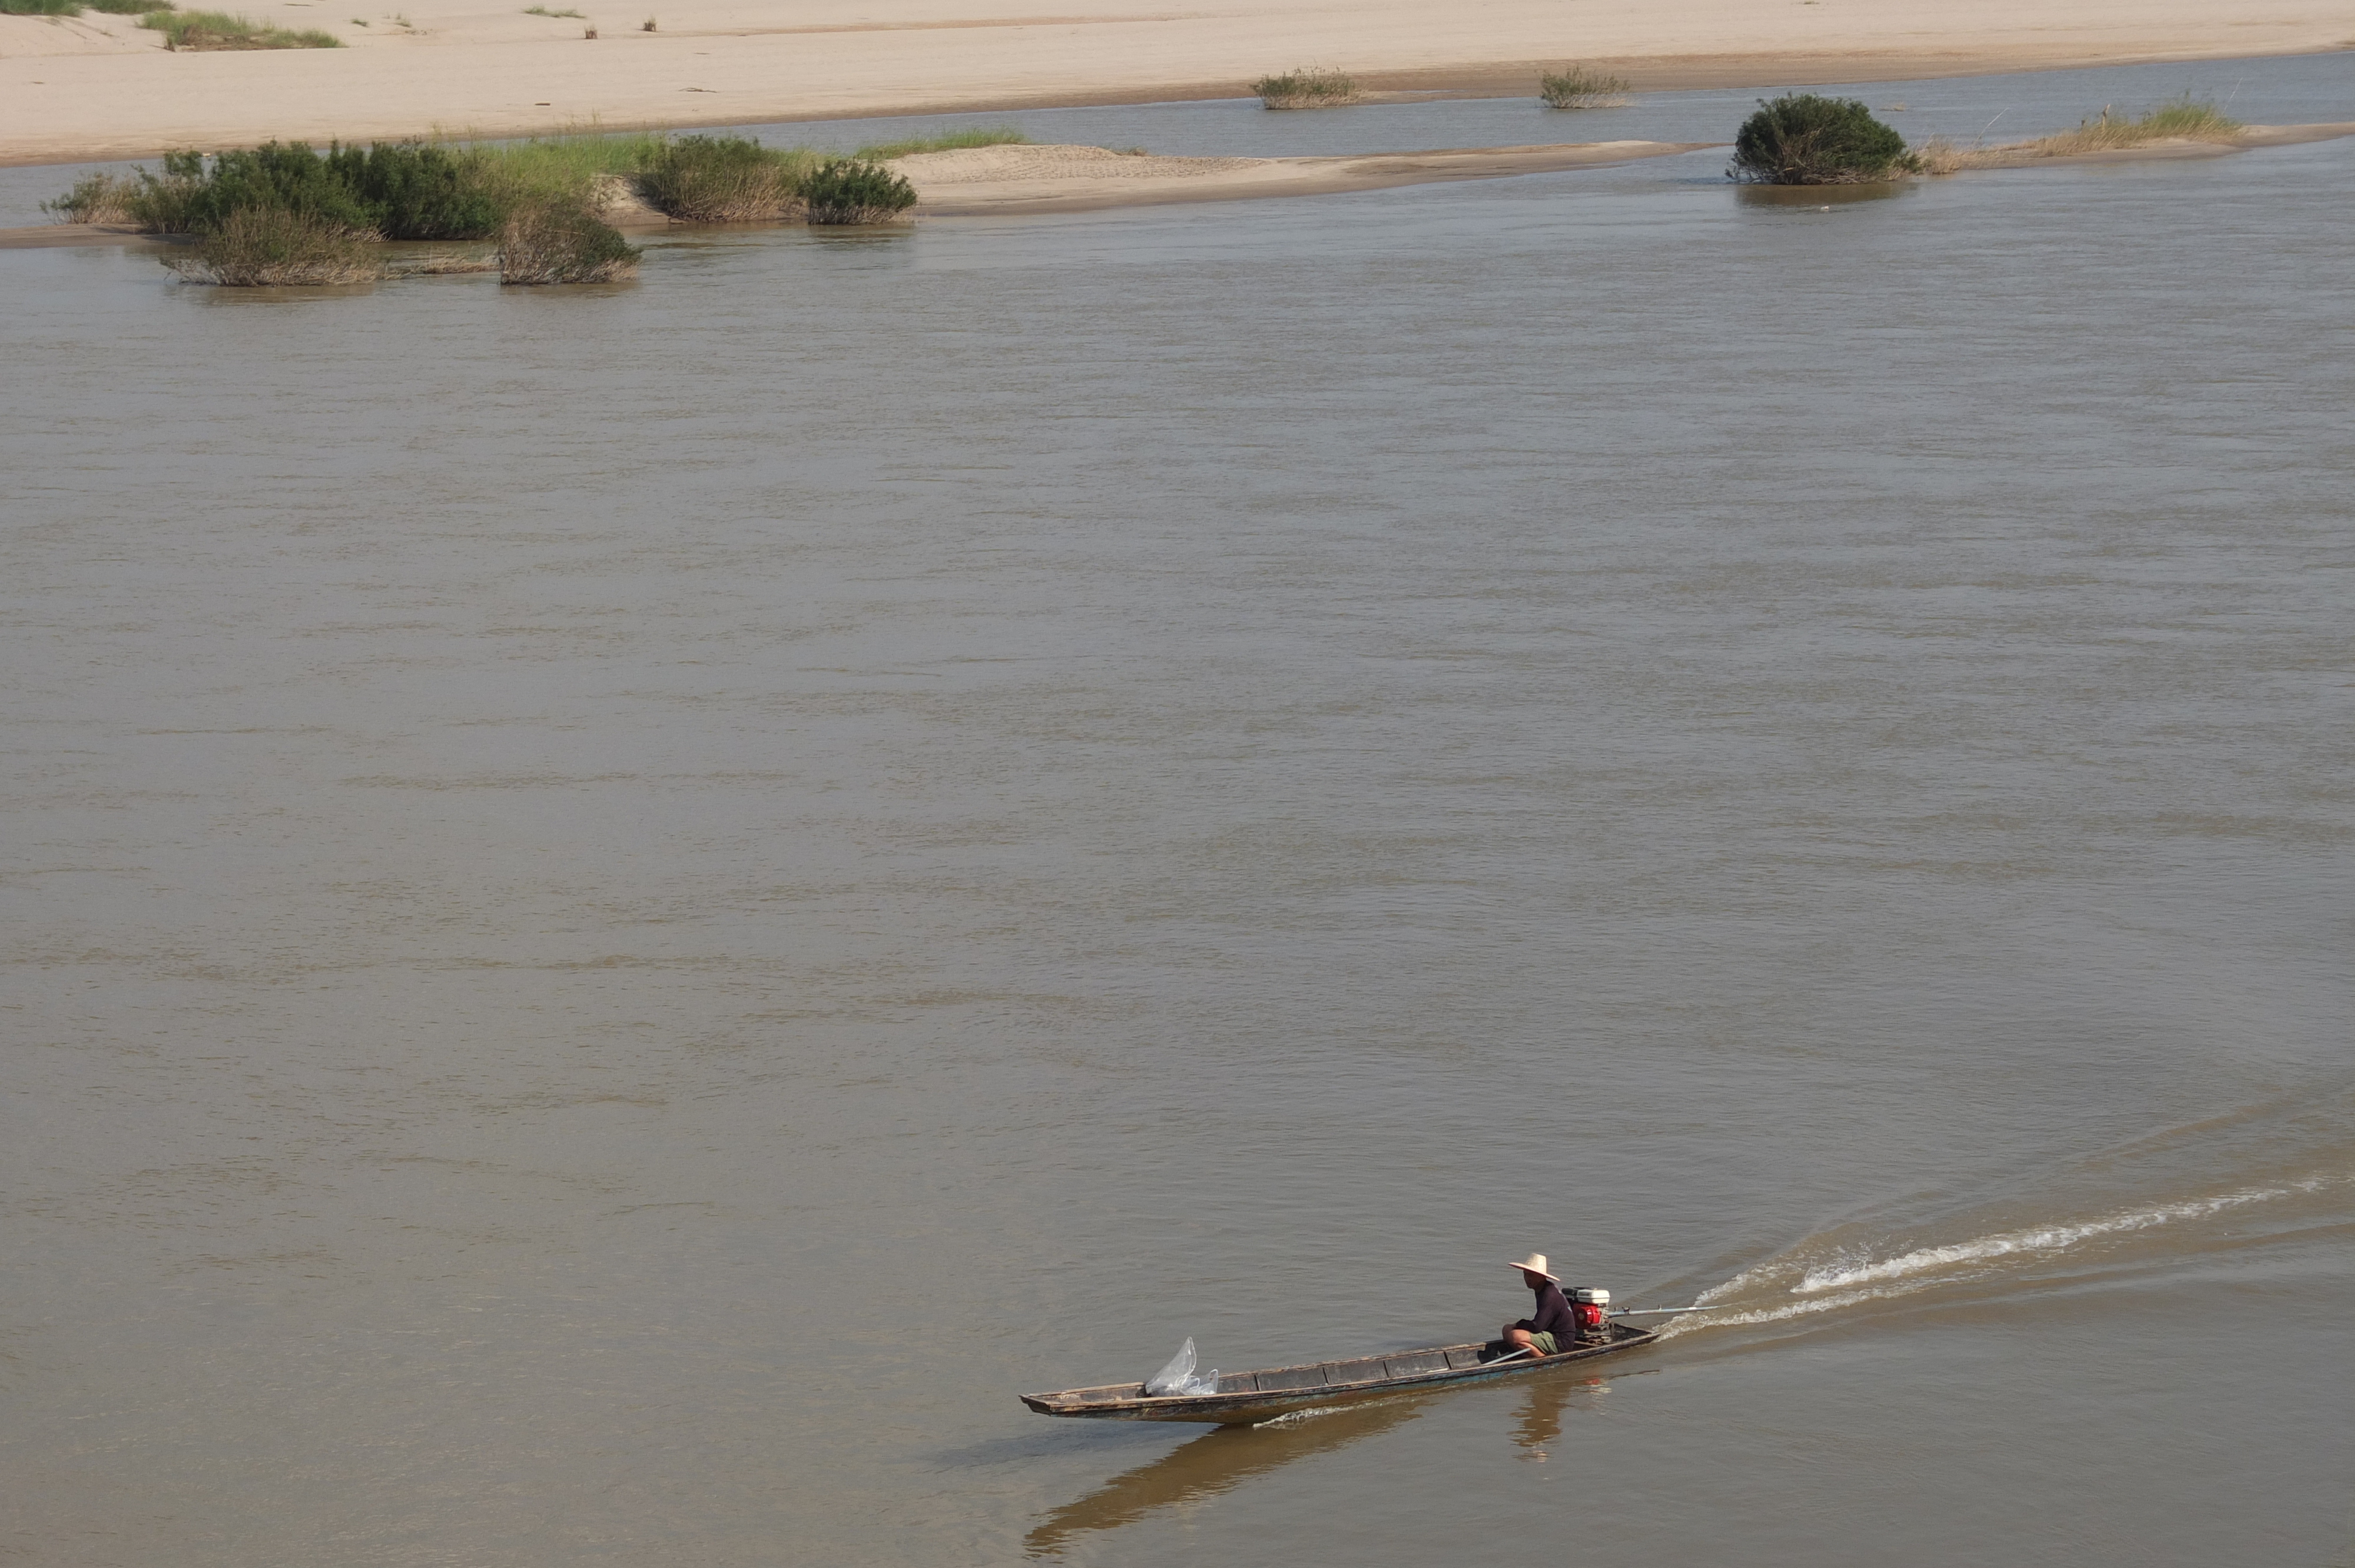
[
  {"left": 141, "top": 8, "right": 343, "bottom": 46},
  {"left": 635, "top": 134, "right": 815, "bottom": 221},
  {"left": 801, "top": 157, "right": 918, "bottom": 224},
  {"left": 1916, "top": 98, "right": 2244, "bottom": 174},
  {"left": 2022, "top": 98, "right": 2241, "bottom": 155},
  {"left": 1253, "top": 67, "right": 1358, "bottom": 109},
  {"left": 857, "top": 127, "right": 1029, "bottom": 159},
  {"left": 521, "top": 4, "right": 582, "bottom": 12},
  {"left": 1538, "top": 65, "right": 1628, "bottom": 109},
  {"left": 165, "top": 206, "right": 380, "bottom": 285},
  {"left": 499, "top": 196, "right": 640, "bottom": 283}
]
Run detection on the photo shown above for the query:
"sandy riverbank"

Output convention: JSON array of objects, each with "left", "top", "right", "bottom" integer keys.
[{"left": 4, "top": 0, "right": 2353, "bottom": 167}]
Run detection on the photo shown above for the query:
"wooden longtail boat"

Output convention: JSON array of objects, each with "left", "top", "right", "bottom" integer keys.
[{"left": 1020, "top": 1321, "right": 1659, "bottom": 1426}]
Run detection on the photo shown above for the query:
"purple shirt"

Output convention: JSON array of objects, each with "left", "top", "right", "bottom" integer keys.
[{"left": 1515, "top": 1280, "right": 1576, "bottom": 1340}]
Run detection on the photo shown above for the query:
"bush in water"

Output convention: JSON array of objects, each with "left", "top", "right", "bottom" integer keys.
[
  {"left": 164, "top": 207, "right": 380, "bottom": 285},
  {"left": 498, "top": 198, "right": 641, "bottom": 283},
  {"left": 1730, "top": 94, "right": 1915, "bottom": 184},
  {"left": 800, "top": 158, "right": 917, "bottom": 225},
  {"left": 42, "top": 172, "right": 135, "bottom": 225},
  {"left": 107, "top": 141, "right": 510, "bottom": 239},
  {"left": 122, "top": 144, "right": 379, "bottom": 233},
  {"left": 327, "top": 141, "right": 508, "bottom": 240}
]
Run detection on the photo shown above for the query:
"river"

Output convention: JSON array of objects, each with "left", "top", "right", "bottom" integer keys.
[{"left": 2, "top": 54, "right": 2350, "bottom": 1568}]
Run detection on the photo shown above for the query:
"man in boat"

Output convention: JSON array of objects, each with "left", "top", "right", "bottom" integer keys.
[{"left": 1502, "top": 1253, "right": 1579, "bottom": 1358}]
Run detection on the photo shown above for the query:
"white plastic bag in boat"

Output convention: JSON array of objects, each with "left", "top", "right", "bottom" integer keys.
[{"left": 1143, "top": 1337, "right": 1220, "bottom": 1396}]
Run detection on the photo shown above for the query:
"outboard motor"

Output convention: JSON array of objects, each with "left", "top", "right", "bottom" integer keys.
[{"left": 1570, "top": 1287, "right": 1611, "bottom": 1344}]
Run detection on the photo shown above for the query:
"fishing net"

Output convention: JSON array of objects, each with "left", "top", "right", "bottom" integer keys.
[{"left": 1143, "top": 1337, "right": 1220, "bottom": 1396}]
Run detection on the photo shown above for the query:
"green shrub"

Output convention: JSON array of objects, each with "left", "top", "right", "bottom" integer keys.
[
  {"left": 1731, "top": 94, "right": 1913, "bottom": 184},
  {"left": 498, "top": 197, "right": 640, "bottom": 283},
  {"left": 88, "top": 0, "right": 170, "bottom": 11},
  {"left": 635, "top": 134, "right": 811, "bottom": 222},
  {"left": 855, "top": 127, "right": 1029, "bottom": 159},
  {"left": 126, "top": 142, "right": 376, "bottom": 232},
  {"left": 141, "top": 8, "right": 341, "bottom": 46},
  {"left": 1539, "top": 65, "right": 1628, "bottom": 109},
  {"left": 800, "top": 157, "right": 917, "bottom": 224},
  {"left": 327, "top": 141, "right": 506, "bottom": 238},
  {"left": 165, "top": 206, "right": 380, "bottom": 285},
  {"left": 111, "top": 141, "right": 510, "bottom": 239},
  {"left": 42, "top": 172, "right": 135, "bottom": 224},
  {"left": 1252, "top": 67, "right": 1357, "bottom": 108}
]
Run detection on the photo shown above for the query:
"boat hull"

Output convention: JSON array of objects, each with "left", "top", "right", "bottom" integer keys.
[{"left": 1020, "top": 1324, "right": 1657, "bottom": 1425}]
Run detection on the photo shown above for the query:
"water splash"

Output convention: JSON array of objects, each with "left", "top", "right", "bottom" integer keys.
[{"left": 1670, "top": 1172, "right": 2339, "bottom": 1333}]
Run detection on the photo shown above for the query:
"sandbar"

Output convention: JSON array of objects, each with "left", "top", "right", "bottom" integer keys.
[
  {"left": 894, "top": 139, "right": 1713, "bottom": 215},
  {"left": 4, "top": 0, "right": 2354, "bottom": 167}
]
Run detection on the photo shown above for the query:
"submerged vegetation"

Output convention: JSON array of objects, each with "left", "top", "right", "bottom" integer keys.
[
  {"left": 141, "top": 8, "right": 342, "bottom": 46},
  {"left": 1730, "top": 94, "right": 1915, "bottom": 184},
  {"left": 1253, "top": 67, "right": 1358, "bottom": 109},
  {"left": 801, "top": 158, "right": 919, "bottom": 224},
  {"left": 855, "top": 127, "right": 1029, "bottom": 159},
  {"left": 1538, "top": 65, "right": 1629, "bottom": 109}
]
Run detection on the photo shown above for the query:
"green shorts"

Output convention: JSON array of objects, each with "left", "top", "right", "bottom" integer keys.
[{"left": 1525, "top": 1332, "right": 1560, "bottom": 1355}]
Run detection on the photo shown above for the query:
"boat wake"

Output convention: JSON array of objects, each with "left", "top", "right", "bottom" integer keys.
[
  {"left": 1792, "top": 1177, "right": 2334, "bottom": 1294},
  {"left": 1664, "top": 1082, "right": 2355, "bottom": 1335}
]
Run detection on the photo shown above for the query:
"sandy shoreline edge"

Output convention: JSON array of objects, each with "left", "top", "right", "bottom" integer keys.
[
  {"left": 5, "top": 0, "right": 2354, "bottom": 169},
  {"left": 8, "top": 124, "right": 2351, "bottom": 251}
]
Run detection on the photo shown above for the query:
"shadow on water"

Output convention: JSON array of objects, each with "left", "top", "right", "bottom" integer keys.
[
  {"left": 184, "top": 280, "right": 384, "bottom": 304},
  {"left": 1024, "top": 1393, "right": 1440, "bottom": 1557},
  {"left": 1024, "top": 1369, "right": 1645, "bottom": 1556},
  {"left": 1734, "top": 181, "right": 1916, "bottom": 208}
]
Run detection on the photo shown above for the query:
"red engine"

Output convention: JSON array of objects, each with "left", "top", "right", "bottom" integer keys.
[{"left": 1570, "top": 1287, "right": 1611, "bottom": 1343}]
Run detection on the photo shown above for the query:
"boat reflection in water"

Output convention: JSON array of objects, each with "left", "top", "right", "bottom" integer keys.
[
  {"left": 1026, "top": 1371, "right": 1637, "bottom": 1555},
  {"left": 1512, "top": 1370, "right": 1614, "bottom": 1464}
]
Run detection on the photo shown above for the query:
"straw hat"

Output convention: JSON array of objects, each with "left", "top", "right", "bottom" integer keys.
[{"left": 1508, "top": 1253, "right": 1558, "bottom": 1281}]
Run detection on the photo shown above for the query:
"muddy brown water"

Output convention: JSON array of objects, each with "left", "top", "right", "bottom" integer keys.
[{"left": 3, "top": 56, "right": 2352, "bottom": 1568}]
